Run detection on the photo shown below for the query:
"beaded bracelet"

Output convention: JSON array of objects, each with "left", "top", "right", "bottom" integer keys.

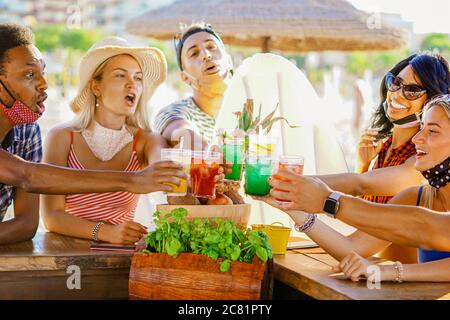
[
  {"left": 92, "top": 222, "right": 105, "bottom": 242},
  {"left": 294, "top": 214, "right": 317, "bottom": 233},
  {"left": 393, "top": 261, "right": 404, "bottom": 283}
]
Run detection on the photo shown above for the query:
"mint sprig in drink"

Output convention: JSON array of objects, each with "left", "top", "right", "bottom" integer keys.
[{"left": 223, "top": 137, "right": 245, "bottom": 181}]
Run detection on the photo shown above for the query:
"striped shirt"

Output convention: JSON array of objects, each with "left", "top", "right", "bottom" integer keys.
[
  {"left": 64, "top": 130, "right": 142, "bottom": 225},
  {"left": 362, "top": 136, "right": 416, "bottom": 204},
  {"left": 0, "top": 124, "right": 42, "bottom": 221},
  {"left": 153, "top": 97, "right": 216, "bottom": 143}
]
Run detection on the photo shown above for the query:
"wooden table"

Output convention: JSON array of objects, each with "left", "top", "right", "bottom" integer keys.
[
  {"left": 1, "top": 232, "right": 449, "bottom": 300},
  {"left": 0, "top": 232, "right": 132, "bottom": 299},
  {"left": 275, "top": 248, "right": 450, "bottom": 300}
]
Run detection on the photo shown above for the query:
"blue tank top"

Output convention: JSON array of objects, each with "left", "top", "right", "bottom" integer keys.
[{"left": 416, "top": 186, "right": 450, "bottom": 263}]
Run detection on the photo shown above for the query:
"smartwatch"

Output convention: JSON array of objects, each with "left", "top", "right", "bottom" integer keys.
[{"left": 323, "top": 192, "right": 342, "bottom": 218}]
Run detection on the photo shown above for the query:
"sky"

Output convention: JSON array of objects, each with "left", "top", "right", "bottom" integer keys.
[
  {"left": 349, "top": 0, "right": 450, "bottom": 34},
  {"left": 147, "top": 0, "right": 450, "bottom": 34}
]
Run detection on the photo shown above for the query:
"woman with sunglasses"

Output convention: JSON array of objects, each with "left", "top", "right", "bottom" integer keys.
[
  {"left": 257, "top": 95, "right": 450, "bottom": 283},
  {"left": 310, "top": 53, "right": 450, "bottom": 263}
]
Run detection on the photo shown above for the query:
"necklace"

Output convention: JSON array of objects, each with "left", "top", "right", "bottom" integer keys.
[{"left": 81, "top": 121, "right": 133, "bottom": 161}]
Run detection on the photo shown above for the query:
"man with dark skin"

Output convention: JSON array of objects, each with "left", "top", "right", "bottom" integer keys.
[{"left": 0, "top": 24, "right": 184, "bottom": 244}]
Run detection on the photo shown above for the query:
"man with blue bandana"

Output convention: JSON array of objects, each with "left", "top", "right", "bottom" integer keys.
[{"left": 154, "top": 22, "right": 234, "bottom": 149}]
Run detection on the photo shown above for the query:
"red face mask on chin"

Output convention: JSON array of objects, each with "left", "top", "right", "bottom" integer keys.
[
  {"left": 0, "top": 79, "right": 45, "bottom": 126},
  {"left": 0, "top": 99, "right": 44, "bottom": 126}
]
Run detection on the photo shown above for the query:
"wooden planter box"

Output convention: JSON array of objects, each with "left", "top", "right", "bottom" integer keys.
[
  {"left": 129, "top": 252, "right": 273, "bottom": 300},
  {"left": 156, "top": 204, "right": 251, "bottom": 227}
]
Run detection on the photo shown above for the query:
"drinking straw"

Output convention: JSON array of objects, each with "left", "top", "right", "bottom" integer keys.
[
  {"left": 256, "top": 127, "right": 263, "bottom": 157},
  {"left": 277, "top": 72, "right": 288, "bottom": 155},
  {"left": 193, "top": 162, "right": 201, "bottom": 195},
  {"left": 178, "top": 136, "right": 188, "bottom": 173},
  {"left": 179, "top": 136, "right": 184, "bottom": 150},
  {"left": 205, "top": 143, "right": 212, "bottom": 159},
  {"left": 277, "top": 72, "right": 283, "bottom": 110},
  {"left": 243, "top": 75, "right": 253, "bottom": 100}
]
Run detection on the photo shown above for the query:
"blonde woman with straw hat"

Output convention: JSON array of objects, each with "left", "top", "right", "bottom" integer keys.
[{"left": 41, "top": 37, "right": 181, "bottom": 245}]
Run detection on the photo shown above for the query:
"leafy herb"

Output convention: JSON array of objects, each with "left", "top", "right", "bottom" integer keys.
[
  {"left": 234, "top": 100, "right": 299, "bottom": 135},
  {"left": 144, "top": 208, "right": 272, "bottom": 272}
]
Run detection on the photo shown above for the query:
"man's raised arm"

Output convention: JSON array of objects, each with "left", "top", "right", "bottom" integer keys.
[{"left": 0, "top": 149, "right": 185, "bottom": 195}]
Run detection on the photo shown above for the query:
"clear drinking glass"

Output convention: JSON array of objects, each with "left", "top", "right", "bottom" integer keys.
[
  {"left": 272, "top": 155, "right": 304, "bottom": 203},
  {"left": 245, "top": 155, "right": 273, "bottom": 196},
  {"left": 223, "top": 137, "right": 245, "bottom": 181},
  {"left": 160, "top": 148, "right": 191, "bottom": 196},
  {"left": 190, "top": 151, "right": 221, "bottom": 198},
  {"left": 248, "top": 134, "right": 278, "bottom": 157}
]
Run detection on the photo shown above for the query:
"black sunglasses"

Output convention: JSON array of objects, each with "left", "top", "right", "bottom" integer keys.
[{"left": 385, "top": 72, "right": 427, "bottom": 101}]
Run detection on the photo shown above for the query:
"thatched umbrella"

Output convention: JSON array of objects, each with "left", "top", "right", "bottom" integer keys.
[{"left": 125, "top": 0, "right": 409, "bottom": 52}]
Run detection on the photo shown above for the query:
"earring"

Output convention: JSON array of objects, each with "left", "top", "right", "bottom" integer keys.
[{"left": 95, "top": 97, "right": 99, "bottom": 108}]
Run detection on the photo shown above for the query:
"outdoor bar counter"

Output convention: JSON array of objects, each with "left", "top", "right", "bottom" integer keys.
[{"left": 1, "top": 232, "right": 449, "bottom": 300}]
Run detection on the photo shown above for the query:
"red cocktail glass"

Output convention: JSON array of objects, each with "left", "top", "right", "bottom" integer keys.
[{"left": 190, "top": 151, "right": 221, "bottom": 198}]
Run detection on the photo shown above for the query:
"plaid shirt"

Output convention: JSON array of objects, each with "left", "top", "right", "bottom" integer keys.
[
  {"left": 362, "top": 136, "right": 416, "bottom": 204},
  {"left": 0, "top": 124, "right": 42, "bottom": 221}
]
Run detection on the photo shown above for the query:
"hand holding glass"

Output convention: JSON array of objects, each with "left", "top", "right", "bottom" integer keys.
[
  {"left": 160, "top": 149, "right": 191, "bottom": 196},
  {"left": 190, "top": 151, "right": 221, "bottom": 198},
  {"left": 272, "top": 155, "right": 304, "bottom": 203}
]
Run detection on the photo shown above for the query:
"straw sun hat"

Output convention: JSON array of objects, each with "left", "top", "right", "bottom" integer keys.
[{"left": 70, "top": 37, "right": 167, "bottom": 113}]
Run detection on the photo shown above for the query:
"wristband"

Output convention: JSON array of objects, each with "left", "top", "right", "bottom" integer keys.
[
  {"left": 92, "top": 222, "right": 105, "bottom": 242},
  {"left": 294, "top": 214, "right": 317, "bottom": 233},
  {"left": 393, "top": 261, "right": 404, "bottom": 283}
]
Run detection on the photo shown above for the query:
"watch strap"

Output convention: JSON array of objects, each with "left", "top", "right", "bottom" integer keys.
[
  {"left": 323, "top": 191, "right": 342, "bottom": 217},
  {"left": 328, "top": 191, "right": 342, "bottom": 202}
]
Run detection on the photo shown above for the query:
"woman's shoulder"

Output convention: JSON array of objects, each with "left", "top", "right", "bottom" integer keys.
[
  {"left": 44, "top": 124, "right": 76, "bottom": 162},
  {"left": 388, "top": 185, "right": 422, "bottom": 205},
  {"left": 131, "top": 127, "right": 168, "bottom": 150},
  {"left": 46, "top": 124, "right": 76, "bottom": 145},
  {"left": 130, "top": 127, "right": 164, "bottom": 142},
  {"left": 131, "top": 127, "right": 168, "bottom": 165}
]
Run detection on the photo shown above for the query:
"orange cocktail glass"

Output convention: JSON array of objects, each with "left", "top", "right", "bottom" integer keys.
[{"left": 160, "top": 149, "right": 191, "bottom": 196}]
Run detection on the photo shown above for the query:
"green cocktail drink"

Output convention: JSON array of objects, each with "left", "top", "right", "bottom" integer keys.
[
  {"left": 223, "top": 137, "right": 245, "bottom": 181},
  {"left": 245, "top": 156, "right": 273, "bottom": 196}
]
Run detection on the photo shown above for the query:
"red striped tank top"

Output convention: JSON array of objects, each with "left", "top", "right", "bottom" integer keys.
[{"left": 64, "top": 130, "right": 142, "bottom": 225}]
